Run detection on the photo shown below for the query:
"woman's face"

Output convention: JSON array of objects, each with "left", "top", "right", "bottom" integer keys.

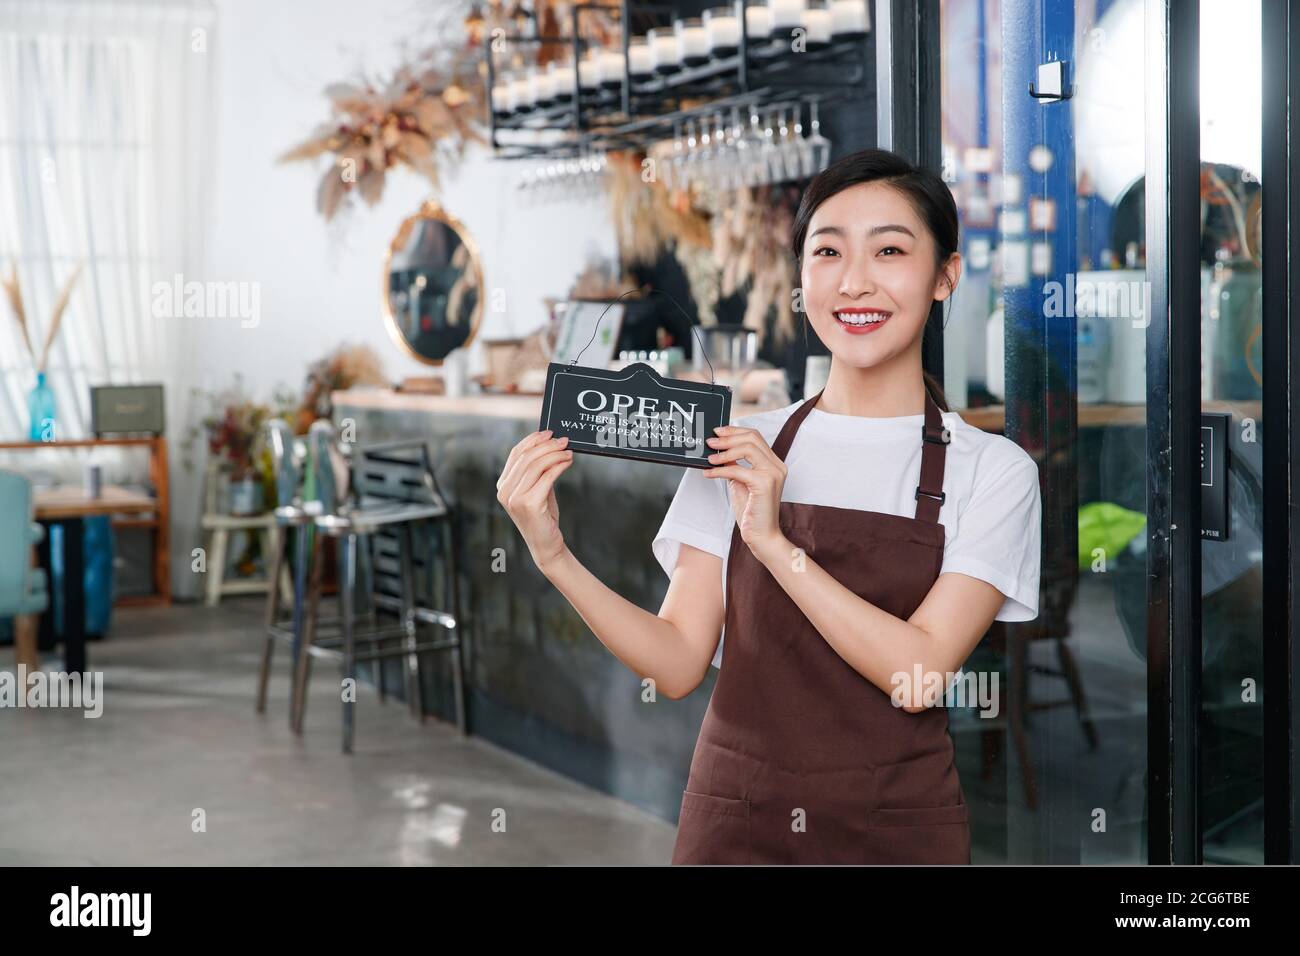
[{"left": 800, "top": 181, "right": 960, "bottom": 369}]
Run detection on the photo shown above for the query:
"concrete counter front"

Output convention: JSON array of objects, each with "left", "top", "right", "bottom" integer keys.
[{"left": 330, "top": 387, "right": 767, "bottom": 823}]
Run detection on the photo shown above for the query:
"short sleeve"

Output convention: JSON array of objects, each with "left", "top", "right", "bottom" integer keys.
[
  {"left": 652, "top": 465, "right": 733, "bottom": 574},
  {"left": 652, "top": 465, "right": 733, "bottom": 669},
  {"left": 940, "top": 451, "right": 1042, "bottom": 621}
]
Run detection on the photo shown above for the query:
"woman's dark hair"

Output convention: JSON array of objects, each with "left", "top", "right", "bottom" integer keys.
[{"left": 790, "top": 147, "right": 959, "bottom": 412}]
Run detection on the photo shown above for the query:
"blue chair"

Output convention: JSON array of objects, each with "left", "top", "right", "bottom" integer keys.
[{"left": 0, "top": 470, "right": 50, "bottom": 646}]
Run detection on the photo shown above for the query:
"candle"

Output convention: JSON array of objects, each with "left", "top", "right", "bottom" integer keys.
[
  {"left": 627, "top": 37, "right": 654, "bottom": 76},
  {"left": 745, "top": 0, "right": 772, "bottom": 37},
  {"left": 598, "top": 48, "right": 626, "bottom": 87},
  {"left": 648, "top": 27, "right": 681, "bottom": 72},
  {"left": 548, "top": 60, "right": 575, "bottom": 98},
  {"left": 529, "top": 66, "right": 554, "bottom": 105},
  {"left": 767, "top": 0, "right": 806, "bottom": 31},
  {"left": 676, "top": 17, "right": 710, "bottom": 65},
  {"left": 509, "top": 73, "right": 533, "bottom": 111},
  {"left": 578, "top": 51, "right": 600, "bottom": 89},
  {"left": 492, "top": 75, "right": 512, "bottom": 114},
  {"left": 830, "top": 0, "right": 869, "bottom": 36},
  {"left": 705, "top": 7, "right": 740, "bottom": 53},
  {"left": 803, "top": 0, "right": 831, "bottom": 44}
]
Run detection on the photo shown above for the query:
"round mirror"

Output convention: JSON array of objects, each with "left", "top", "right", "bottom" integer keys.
[{"left": 382, "top": 200, "right": 483, "bottom": 365}]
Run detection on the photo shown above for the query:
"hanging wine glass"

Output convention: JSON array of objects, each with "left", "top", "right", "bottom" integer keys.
[
  {"left": 664, "top": 120, "right": 685, "bottom": 190},
  {"left": 759, "top": 107, "right": 780, "bottom": 186},
  {"left": 683, "top": 117, "right": 703, "bottom": 190},
  {"left": 705, "top": 111, "right": 728, "bottom": 191},
  {"left": 740, "top": 105, "right": 766, "bottom": 188},
  {"left": 724, "top": 105, "right": 747, "bottom": 191},
  {"left": 766, "top": 105, "right": 787, "bottom": 184},
  {"left": 784, "top": 101, "right": 805, "bottom": 182},
  {"left": 806, "top": 99, "right": 831, "bottom": 175}
]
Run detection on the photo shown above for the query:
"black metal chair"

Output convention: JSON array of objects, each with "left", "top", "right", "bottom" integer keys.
[{"left": 291, "top": 422, "right": 465, "bottom": 752}]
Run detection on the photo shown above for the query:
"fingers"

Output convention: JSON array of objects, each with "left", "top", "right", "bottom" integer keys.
[
  {"left": 498, "top": 433, "right": 569, "bottom": 501},
  {"left": 705, "top": 441, "right": 771, "bottom": 470},
  {"left": 523, "top": 454, "right": 574, "bottom": 507},
  {"left": 703, "top": 463, "right": 769, "bottom": 488},
  {"left": 498, "top": 430, "right": 558, "bottom": 491},
  {"left": 706, "top": 428, "right": 787, "bottom": 474},
  {"left": 507, "top": 447, "right": 574, "bottom": 508}
]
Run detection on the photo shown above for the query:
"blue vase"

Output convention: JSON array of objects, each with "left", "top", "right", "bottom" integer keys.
[{"left": 27, "top": 371, "right": 57, "bottom": 441}]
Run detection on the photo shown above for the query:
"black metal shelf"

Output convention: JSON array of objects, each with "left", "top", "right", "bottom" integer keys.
[{"left": 485, "top": 0, "right": 870, "bottom": 159}]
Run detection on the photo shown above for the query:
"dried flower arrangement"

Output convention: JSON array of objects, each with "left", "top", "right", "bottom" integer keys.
[
  {"left": 185, "top": 376, "right": 297, "bottom": 484},
  {"left": 605, "top": 150, "right": 712, "bottom": 267},
  {"left": 2, "top": 260, "right": 84, "bottom": 373},
  {"left": 279, "top": 47, "right": 488, "bottom": 221},
  {"left": 606, "top": 142, "right": 801, "bottom": 347},
  {"left": 712, "top": 183, "right": 802, "bottom": 343},
  {"left": 296, "top": 342, "right": 390, "bottom": 433}
]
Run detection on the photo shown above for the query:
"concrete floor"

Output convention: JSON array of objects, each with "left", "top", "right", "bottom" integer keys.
[{"left": 0, "top": 599, "right": 677, "bottom": 865}]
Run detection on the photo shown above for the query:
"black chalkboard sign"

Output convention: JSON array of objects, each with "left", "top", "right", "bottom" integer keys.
[{"left": 538, "top": 362, "right": 732, "bottom": 468}]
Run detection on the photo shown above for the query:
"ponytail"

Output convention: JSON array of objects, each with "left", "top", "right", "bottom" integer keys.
[{"left": 923, "top": 369, "right": 949, "bottom": 412}]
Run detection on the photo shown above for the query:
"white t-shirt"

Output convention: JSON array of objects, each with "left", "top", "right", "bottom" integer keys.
[{"left": 651, "top": 399, "right": 1042, "bottom": 670}]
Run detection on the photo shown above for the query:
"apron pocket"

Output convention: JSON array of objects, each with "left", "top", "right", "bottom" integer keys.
[
  {"left": 671, "top": 790, "right": 751, "bottom": 865},
  {"left": 863, "top": 803, "right": 971, "bottom": 865},
  {"left": 867, "top": 803, "right": 969, "bottom": 827}
]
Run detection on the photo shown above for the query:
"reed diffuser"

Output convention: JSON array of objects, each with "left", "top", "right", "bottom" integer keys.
[{"left": 2, "top": 260, "right": 83, "bottom": 440}]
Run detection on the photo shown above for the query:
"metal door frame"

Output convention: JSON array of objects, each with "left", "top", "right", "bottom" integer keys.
[
  {"left": 1260, "top": 0, "right": 1300, "bottom": 865},
  {"left": 897, "top": 0, "right": 1299, "bottom": 864}
]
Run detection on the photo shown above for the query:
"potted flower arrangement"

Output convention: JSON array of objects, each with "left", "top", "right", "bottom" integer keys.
[
  {"left": 186, "top": 377, "right": 297, "bottom": 516},
  {"left": 294, "top": 342, "right": 389, "bottom": 434}
]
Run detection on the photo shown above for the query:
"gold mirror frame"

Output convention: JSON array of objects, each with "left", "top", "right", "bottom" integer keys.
[{"left": 381, "top": 199, "right": 485, "bottom": 367}]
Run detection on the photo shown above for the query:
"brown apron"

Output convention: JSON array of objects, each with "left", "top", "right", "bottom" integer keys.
[{"left": 671, "top": 387, "right": 971, "bottom": 865}]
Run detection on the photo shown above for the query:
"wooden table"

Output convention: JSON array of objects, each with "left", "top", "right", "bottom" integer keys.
[
  {"left": 13, "top": 486, "right": 160, "bottom": 674},
  {"left": 0, "top": 437, "right": 170, "bottom": 606}
]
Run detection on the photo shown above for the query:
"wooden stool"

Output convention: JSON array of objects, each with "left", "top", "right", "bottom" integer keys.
[
  {"left": 201, "top": 512, "right": 293, "bottom": 606},
  {"left": 199, "top": 462, "right": 291, "bottom": 607}
]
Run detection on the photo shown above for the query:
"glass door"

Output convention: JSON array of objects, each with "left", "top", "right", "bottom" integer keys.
[
  {"left": 1196, "top": 0, "right": 1264, "bottom": 865},
  {"left": 931, "top": 0, "right": 1295, "bottom": 863},
  {"left": 937, "top": 0, "right": 1158, "bottom": 864}
]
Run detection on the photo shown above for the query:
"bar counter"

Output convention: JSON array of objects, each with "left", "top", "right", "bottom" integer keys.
[
  {"left": 331, "top": 386, "right": 1246, "bottom": 822},
  {"left": 332, "top": 386, "right": 743, "bottom": 821}
]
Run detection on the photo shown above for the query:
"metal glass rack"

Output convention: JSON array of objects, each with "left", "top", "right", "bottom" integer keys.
[{"left": 485, "top": 0, "right": 870, "bottom": 159}]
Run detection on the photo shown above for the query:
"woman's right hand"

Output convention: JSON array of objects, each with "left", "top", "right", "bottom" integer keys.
[{"left": 496, "top": 429, "right": 575, "bottom": 573}]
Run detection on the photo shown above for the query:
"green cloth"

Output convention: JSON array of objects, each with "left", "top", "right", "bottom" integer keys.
[{"left": 1078, "top": 501, "right": 1146, "bottom": 569}]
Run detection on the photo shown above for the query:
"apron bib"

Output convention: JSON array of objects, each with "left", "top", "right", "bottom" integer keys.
[{"left": 671, "top": 387, "right": 971, "bottom": 865}]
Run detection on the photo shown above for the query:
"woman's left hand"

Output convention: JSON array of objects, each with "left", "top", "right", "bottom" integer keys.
[{"left": 704, "top": 425, "right": 789, "bottom": 562}]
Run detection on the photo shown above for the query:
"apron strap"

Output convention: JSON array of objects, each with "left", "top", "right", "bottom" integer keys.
[
  {"left": 771, "top": 389, "right": 825, "bottom": 462},
  {"left": 914, "top": 389, "right": 950, "bottom": 523},
  {"left": 768, "top": 385, "right": 951, "bottom": 524}
]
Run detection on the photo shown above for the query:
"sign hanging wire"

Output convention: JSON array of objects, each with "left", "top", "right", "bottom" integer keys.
[{"left": 568, "top": 288, "right": 719, "bottom": 386}]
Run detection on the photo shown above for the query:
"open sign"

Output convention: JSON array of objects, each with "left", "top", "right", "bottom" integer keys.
[{"left": 539, "top": 362, "right": 733, "bottom": 468}]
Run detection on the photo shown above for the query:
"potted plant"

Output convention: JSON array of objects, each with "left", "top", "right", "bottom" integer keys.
[{"left": 186, "top": 378, "right": 296, "bottom": 515}]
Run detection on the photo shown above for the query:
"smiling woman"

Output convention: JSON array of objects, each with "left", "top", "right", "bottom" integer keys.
[
  {"left": 497, "top": 147, "right": 1042, "bottom": 866},
  {"left": 793, "top": 151, "right": 963, "bottom": 412}
]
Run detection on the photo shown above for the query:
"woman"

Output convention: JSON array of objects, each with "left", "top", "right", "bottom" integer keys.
[{"left": 496, "top": 147, "right": 1042, "bottom": 864}]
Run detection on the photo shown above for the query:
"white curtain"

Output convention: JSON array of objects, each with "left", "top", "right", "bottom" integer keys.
[{"left": 0, "top": 0, "right": 216, "bottom": 438}]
